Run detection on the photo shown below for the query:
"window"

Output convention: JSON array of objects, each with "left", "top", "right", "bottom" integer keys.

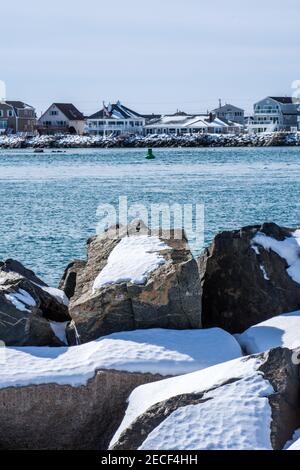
[
  {"left": 0, "top": 110, "right": 3, "bottom": 117},
  {"left": 8, "top": 110, "right": 14, "bottom": 117},
  {"left": 50, "top": 110, "right": 58, "bottom": 116},
  {"left": 57, "top": 121, "right": 67, "bottom": 126}
]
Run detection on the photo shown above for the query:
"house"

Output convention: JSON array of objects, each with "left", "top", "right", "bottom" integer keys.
[
  {"left": 143, "top": 111, "right": 242, "bottom": 135},
  {"left": 87, "top": 101, "right": 145, "bottom": 136},
  {"left": 38, "top": 103, "right": 85, "bottom": 135},
  {"left": 0, "top": 101, "right": 36, "bottom": 135},
  {"left": 248, "top": 97, "right": 300, "bottom": 133},
  {"left": 211, "top": 102, "right": 244, "bottom": 125}
]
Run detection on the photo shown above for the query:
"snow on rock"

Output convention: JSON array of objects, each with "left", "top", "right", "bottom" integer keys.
[
  {"left": 93, "top": 235, "right": 170, "bottom": 290},
  {"left": 252, "top": 230, "right": 300, "bottom": 284},
  {"left": 110, "top": 355, "right": 265, "bottom": 448},
  {"left": 50, "top": 321, "right": 69, "bottom": 345},
  {"left": 138, "top": 375, "right": 273, "bottom": 450},
  {"left": 4, "top": 288, "right": 36, "bottom": 313},
  {"left": 39, "top": 285, "right": 69, "bottom": 306},
  {"left": 0, "top": 327, "right": 242, "bottom": 389},
  {"left": 237, "top": 311, "right": 300, "bottom": 354}
]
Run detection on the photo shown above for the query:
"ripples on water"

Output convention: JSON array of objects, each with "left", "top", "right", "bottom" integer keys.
[{"left": 0, "top": 146, "right": 300, "bottom": 285}]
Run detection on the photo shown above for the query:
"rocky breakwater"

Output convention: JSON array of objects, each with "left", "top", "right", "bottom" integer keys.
[
  {"left": 64, "top": 221, "right": 202, "bottom": 343},
  {"left": 1, "top": 132, "right": 300, "bottom": 149}
]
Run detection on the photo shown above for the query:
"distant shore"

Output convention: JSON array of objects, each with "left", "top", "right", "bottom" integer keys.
[{"left": 0, "top": 132, "right": 300, "bottom": 149}]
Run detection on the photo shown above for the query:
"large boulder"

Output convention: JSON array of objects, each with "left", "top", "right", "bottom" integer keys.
[
  {"left": 0, "top": 260, "right": 70, "bottom": 346},
  {"left": 110, "top": 347, "right": 300, "bottom": 450},
  {"left": 0, "top": 328, "right": 233, "bottom": 450},
  {"left": 199, "top": 222, "right": 300, "bottom": 333},
  {"left": 67, "top": 221, "right": 201, "bottom": 343}
]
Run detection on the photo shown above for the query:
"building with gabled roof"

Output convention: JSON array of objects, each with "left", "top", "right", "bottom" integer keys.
[
  {"left": 38, "top": 103, "right": 85, "bottom": 135},
  {"left": 211, "top": 103, "right": 244, "bottom": 125},
  {"left": 248, "top": 96, "right": 300, "bottom": 133},
  {"left": 87, "top": 100, "right": 145, "bottom": 136},
  {"left": 144, "top": 112, "right": 242, "bottom": 135},
  {"left": 0, "top": 100, "right": 36, "bottom": 135}
]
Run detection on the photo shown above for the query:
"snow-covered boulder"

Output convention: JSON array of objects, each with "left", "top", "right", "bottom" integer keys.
[
  {"left": 0, "top": 259, "right": 70, "bottom": 346},
  {"left": 110, "top": 348, "right": 300, "bottom": 450},
  {"left": 0, "top": 327, "right": 241, "bottom": 449},
  {"left": 237, "top": 311, "right": 300, "bottom": 355},
  {"left": 284, "top": 428, "right": 300, "bottom": 450},
  {"left": 199, "top": 222, "right": 300, "bottom": 333},
  {"left": 68, "top": 221, "right": 202, "bottom": 343}
]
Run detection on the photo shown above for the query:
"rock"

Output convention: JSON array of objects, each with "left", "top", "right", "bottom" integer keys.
[
  {"left": 0, "top": 260, "right": 70, "bottom": 346},
  {"left": 199, "top": 222, "right": 300, "bottom": 333},
  {"left": 68, "top": 221, "right": 201, "bottom": 343},
  {"left": 59, "top": 260, "right": 87, "bottom": 299},
  {"left": 0, "top": 369, "right": 164, "bottom": 450},
  {"left": 110, "top": 347, "right": 300, "bottom": 450}
]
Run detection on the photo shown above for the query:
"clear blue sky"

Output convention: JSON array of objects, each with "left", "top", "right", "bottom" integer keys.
[{"left": 1, "top": 0, "right": 299, "bottom": 116}]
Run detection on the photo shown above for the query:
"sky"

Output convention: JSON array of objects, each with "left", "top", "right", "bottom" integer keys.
[{"left": 0, "top": 0, "right": 299, "bottom": 116}]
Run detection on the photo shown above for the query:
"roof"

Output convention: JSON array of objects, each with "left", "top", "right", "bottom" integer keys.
[
  {"left": 269, "top": 97, "right": 294, "bottom": 104},
  {"left": 212, "top": 103, "right": 244, "bottom": 113},
  {"left": 53, "top": 103, "right": 84, "bottom": 120},
  {"left": 6, "top": 101, "right": 34, "bottom": 110},
  {"left": 89, "top": 101, "right": 143, "bottom": 120}
]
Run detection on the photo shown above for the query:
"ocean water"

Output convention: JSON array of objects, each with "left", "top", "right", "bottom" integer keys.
[{"left": 1, "top": 146, "right": 300, "bottom": 286}]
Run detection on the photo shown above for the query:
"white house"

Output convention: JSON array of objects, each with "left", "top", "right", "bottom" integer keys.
[
  {"left": 248, "top": 97, "right": 300, "bottom": 133},
  {"left": 38, "top": 103, "right": 85, "bottom": 135},
  {"left": 87, "top": 101, "right": 145, "bottom": 136},
  {"left": 144, "top": 112, "right": 242, "bottom": 135}
]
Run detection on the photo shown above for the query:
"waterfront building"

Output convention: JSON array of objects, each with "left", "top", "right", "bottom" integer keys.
[
  {"left": 143, "top": 111, "right": 242, "bottom": 135},
  {"left": 248, "top": 97, "right": 300, "bottom": 133},
  {"left": 211, "top": 102, "right": 245, "bottom": 126},
  {"left": 38, "top": 103, "right": 85, "bottom": 135},
  {"left": 87, "top": 101, "right": 145, "bottom": 136}
]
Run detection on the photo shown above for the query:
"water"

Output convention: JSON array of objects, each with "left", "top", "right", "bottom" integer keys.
[{"left": 1, "top": 146, "right": 300, "bottom": 286}]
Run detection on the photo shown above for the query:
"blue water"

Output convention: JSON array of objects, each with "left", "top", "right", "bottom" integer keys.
[{"left": 1, "top": 146, "right": 300, "bottom": 286}]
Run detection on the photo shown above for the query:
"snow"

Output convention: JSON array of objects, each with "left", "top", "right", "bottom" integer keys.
[
  {"left": 139, "top": 375, "right": 273, "bottom": 450},
  {"left": 50, "top": 321, "right": 68, "bottom": 345},
  {"left": 110, "top": 354, "right": 265, "bottom": 447},
  {"left": 4, "top": 288, "right": 36, "bottom": 313},
  {"left": 93, "top": 235, "right": 170, "bottom": 290},
  {"left": 236, "top": 311, "right": 300, "bottom": 354},
  {"left": 287, "top": 439, "right": 300, "bottom": 450},
  {"left": 284, "top": 428, "right": 300, "bottom": 450},
  {"left": 252, "top": 230, "right": 300, "bottom": 284},
  {"left": 0, "top": 327, "right": 242, "bottom": 389},
  {"left": 39, "top": 285, "right": 69, "bottom": 306},
  {"left": 260, "top": 264, "right": 270, "bottom": 280}
]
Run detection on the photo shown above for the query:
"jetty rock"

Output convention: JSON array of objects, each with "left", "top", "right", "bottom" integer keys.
[
  {"left": 199, "top": 222, "right": 300, "bottom": 333},
  {"left": 0, "top": 327, "right": 241, "bottom": 449},
  {"left": 110, "top": 347, "right": 300, "bottom": 450},
  {"left": 0, "top": 259, "right": 70, "bottom": 346},
  {"left": 65, "top": 221, "right": 202, "bottom": 343}
]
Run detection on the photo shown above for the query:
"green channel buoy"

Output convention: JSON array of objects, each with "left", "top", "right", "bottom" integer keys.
[{"left": 146, "top": 148, "right": 155, "bottom": 159}]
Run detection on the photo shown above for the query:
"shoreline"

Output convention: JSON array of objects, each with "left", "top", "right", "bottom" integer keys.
[{"left": 1, "top": 131, "right": 300, "bottom": 149}]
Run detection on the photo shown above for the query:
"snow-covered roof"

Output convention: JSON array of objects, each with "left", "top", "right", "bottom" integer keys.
[
  {"left": 144, "top": 114, "right": 232, "bottom": 130},
  {"left": 89, "top": 101, "right": 144, "bottom": 120}
]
